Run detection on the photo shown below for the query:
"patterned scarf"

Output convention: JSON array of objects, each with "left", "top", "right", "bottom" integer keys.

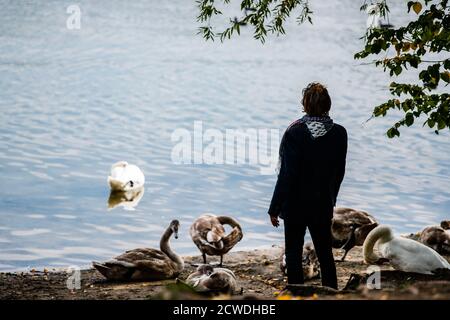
[
  {"left": 302, "top": 115, "right": 334, "bottom": 139},
  {"left": 277, "top": 115, "right": 334, "bottom": 173}
]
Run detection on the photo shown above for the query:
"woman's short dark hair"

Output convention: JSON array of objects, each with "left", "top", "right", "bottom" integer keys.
[{"left": 301, "top": 82, "right": 331, "bottom": 116}]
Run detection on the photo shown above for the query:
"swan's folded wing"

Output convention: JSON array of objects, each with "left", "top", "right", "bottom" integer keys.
[
  {"left": 339, "top": 211, "right": 374, "bottom": 225},
  {"left": 350, "top": 213, "right": 376, "bottom": 225},
  {"left": 133, "top": 257, "right": 175, "bottom": 274},
  {"left": 115, "top": 248, "right": 166, "bottom": 262},
  {"left": 388, "top": 238, "right": 450, "bottom": 273},
  {"left": 124, "top": 165, "right": 145, "bottom": 185},
  {"left": 214, "top": 267, "right": 237, "bottom": 279},
  {"left": 102, "top": 259, "right": 136, "bottom": 268}
]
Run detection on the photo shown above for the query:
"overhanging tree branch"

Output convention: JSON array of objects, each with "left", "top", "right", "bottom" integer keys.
[{"left": 196, "top": 0, "right": 450, "bottom": 138}]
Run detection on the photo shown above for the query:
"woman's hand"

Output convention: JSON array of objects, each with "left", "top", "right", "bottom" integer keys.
[{"left": 270, "top": 215, "right": 280, "bottom": 228}]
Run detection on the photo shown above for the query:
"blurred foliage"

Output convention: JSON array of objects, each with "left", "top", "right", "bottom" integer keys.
[
  {"left": 197, "top": 0, "right": 450, "bottom": 138},
  {"left": 196, "top": 0, "right": 313, "bottom": 43}
]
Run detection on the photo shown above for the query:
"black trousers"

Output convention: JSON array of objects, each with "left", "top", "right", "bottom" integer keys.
[{"left": 284, "top": 215, "right": 337, "bottom": 289}]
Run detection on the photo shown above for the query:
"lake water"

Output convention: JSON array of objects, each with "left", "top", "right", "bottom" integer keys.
[{"left": 0, "top": 0, "right": 449, "bottom": 271}]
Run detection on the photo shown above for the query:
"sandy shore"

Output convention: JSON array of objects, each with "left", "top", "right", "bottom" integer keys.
[{"left": 1, "top": 246, "right": 450, "bottom": 300}]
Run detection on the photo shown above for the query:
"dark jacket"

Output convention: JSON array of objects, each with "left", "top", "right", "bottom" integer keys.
[{"left": 268, "top": 120, "right": 347, "bottom": 222}]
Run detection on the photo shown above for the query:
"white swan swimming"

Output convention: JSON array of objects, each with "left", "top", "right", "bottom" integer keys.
[
  {"left": 107, "top": 161, "right": 145, "bottom": 192},
  {"left": 363, "top": 225, "right": 450, "bottom": 274}
]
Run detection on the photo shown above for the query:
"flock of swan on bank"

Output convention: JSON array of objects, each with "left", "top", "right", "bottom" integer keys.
[
  {"left": 92, "top": 215, "right": 242, "bottom": 294},
  {"left": 93, "top": 162, "right": 450, "bottom": 293},
  {"left": 280, "top": 208, "right": 450, "bottom": 280}
]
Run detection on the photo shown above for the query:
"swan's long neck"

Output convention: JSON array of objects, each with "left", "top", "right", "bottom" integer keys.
[
  {"left": 160, "top": 227, "right": 184, "bottom": 269},
  {"left": 363, "top": 225, "right": 393, "bottom": 264},
  {"left": 217, "top": 216, "right": 241, "bottom": 230}
]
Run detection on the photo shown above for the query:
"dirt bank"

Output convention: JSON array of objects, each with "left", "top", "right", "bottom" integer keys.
[{"left": 1, "top": 246, "right": 449, "bottom": 300}]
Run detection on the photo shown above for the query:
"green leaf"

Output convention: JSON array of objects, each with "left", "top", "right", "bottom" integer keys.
[
  {"left": 437, "top": 119, "right": 446, "bottom": 130},
  {"left": 444, "top": 59, "right": 450, "bottom": 70},
  {"left": 387, "top": 127, "right": 400, "bottom": 138},
  {"left": 405, "top": 113, "right": 414, "bottom": 126},
  {"left": 393, "top": 65, "right": 402, "bottom": 76},
  {"left": 386, "top": 127, "right": 400, "bottom": 138}
]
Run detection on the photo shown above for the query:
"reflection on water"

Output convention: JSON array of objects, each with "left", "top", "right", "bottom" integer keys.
[
  {"left": 108, "top": 188, "right": 145, "bottom": 211},
  {"left": 0, "top": 0, "right": 449, "bottom": 271}
]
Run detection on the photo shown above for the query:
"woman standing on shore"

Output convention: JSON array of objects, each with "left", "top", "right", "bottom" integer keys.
[{"left": 268, "top": 83, "right": 347, "bottom": 289}]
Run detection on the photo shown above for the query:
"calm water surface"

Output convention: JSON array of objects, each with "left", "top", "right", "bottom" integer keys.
[{"left": 0, "top": 0, "right": 449, "bottom": 271}]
